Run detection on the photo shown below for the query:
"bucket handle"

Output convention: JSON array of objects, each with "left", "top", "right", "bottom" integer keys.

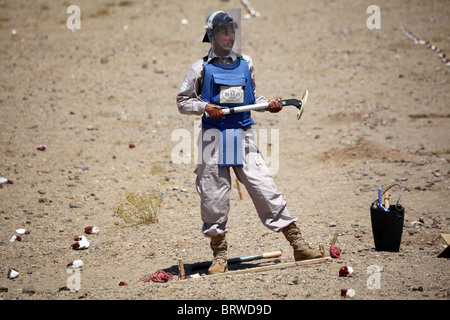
[{"left": 372, "top": 184, "right": 403, "bottom": 211}]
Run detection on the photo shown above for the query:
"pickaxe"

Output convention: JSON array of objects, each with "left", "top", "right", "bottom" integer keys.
[{"left": 205, "top": 90, "right": 309, "bottom": 120}]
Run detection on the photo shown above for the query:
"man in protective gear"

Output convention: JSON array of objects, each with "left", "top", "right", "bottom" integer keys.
[{"left": 177, "top": 9, "right": 322, "bottom": 274}]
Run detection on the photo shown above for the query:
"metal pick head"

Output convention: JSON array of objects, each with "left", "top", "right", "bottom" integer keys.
[
  {"left": 297, "top": 90, "right": 308, "bottom": 120},
  {"left": 296, "top": 106, "right": 303, "bottom": 120}
]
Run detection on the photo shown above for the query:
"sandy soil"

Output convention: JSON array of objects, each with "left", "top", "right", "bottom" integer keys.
[{"left": 0, "top": 0, "right": 449, "bottom": 305}]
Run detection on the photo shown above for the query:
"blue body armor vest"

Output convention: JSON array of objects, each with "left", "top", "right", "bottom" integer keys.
[{"left": 201, "top": 57, "right": 255, "bottom": 130}]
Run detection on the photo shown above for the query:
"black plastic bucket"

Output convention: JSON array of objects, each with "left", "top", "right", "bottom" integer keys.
[{"left": 370, "top": 184, "right": 405, "bottom": 252}]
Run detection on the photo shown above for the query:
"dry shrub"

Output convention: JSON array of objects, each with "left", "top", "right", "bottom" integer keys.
[
  {"left": 119, "top": 1, "right": 133, "bottom": 6},
  {"left": 114, "top": 190, "right": 162, "bottom": 225}
]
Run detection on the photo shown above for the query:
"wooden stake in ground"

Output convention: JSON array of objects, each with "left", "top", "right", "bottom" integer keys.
[
  {"left": 235, "top": 178, "right": 243, "bottom": 200},
  {"left": 329, "top": 232, "right": 341, "bottom": 258},
  {"left": 331, "top": 232, "right": 338, "bottom": 246},
  {"left": 178, "top": 258, "right": 185, "bottom": 280},
  {"left": 319, "top": 244, "right": 325, "bottom": 257}
]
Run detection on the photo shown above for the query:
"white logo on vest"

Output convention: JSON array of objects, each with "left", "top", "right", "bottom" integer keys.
[{"left": 220, "top": 85, "right": 244, "bottom": 104}]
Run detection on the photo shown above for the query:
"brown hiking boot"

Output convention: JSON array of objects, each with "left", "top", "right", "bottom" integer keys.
[
  {"left": 282, "top": 222, "right": 323, "bottom": 261},
  {"left": 208, "top": 234, "right": 228, "bottom": 274}
]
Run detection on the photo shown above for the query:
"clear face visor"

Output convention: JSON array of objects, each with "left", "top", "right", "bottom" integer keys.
[
  {"left": 205, "top": 8, "right": 241, "bottom": 56},
  {"left": 213, "top": 22, "right": 238, "bottom": 38}
]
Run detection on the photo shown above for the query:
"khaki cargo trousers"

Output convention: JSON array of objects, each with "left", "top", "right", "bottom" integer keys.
[{"left": 195, "top": 128, "right": 297, "bottom": 237}]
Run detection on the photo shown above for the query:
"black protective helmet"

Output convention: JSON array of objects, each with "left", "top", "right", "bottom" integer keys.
[{"left": 202, "top": 11, "right": 238, "bottom": 43}]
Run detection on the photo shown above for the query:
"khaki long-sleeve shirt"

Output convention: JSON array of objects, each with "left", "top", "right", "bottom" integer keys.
[{"left": 176, "top": 49, "right": 268, "bottom": 116}]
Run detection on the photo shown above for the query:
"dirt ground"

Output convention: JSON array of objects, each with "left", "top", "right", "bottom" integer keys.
[{"left": 0, "top": 0, "right": 449, "bottom": 305}]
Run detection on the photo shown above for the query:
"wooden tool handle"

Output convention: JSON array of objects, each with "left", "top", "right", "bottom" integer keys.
[
  {"left": 192, "top": 250, "right": 284, "bottom": 270},
  {"left": 261, "top": 250, "right": 283, "bottom": 259},
  {"left": 384, "top": 191, "right": 390, "bottom": 209}
]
